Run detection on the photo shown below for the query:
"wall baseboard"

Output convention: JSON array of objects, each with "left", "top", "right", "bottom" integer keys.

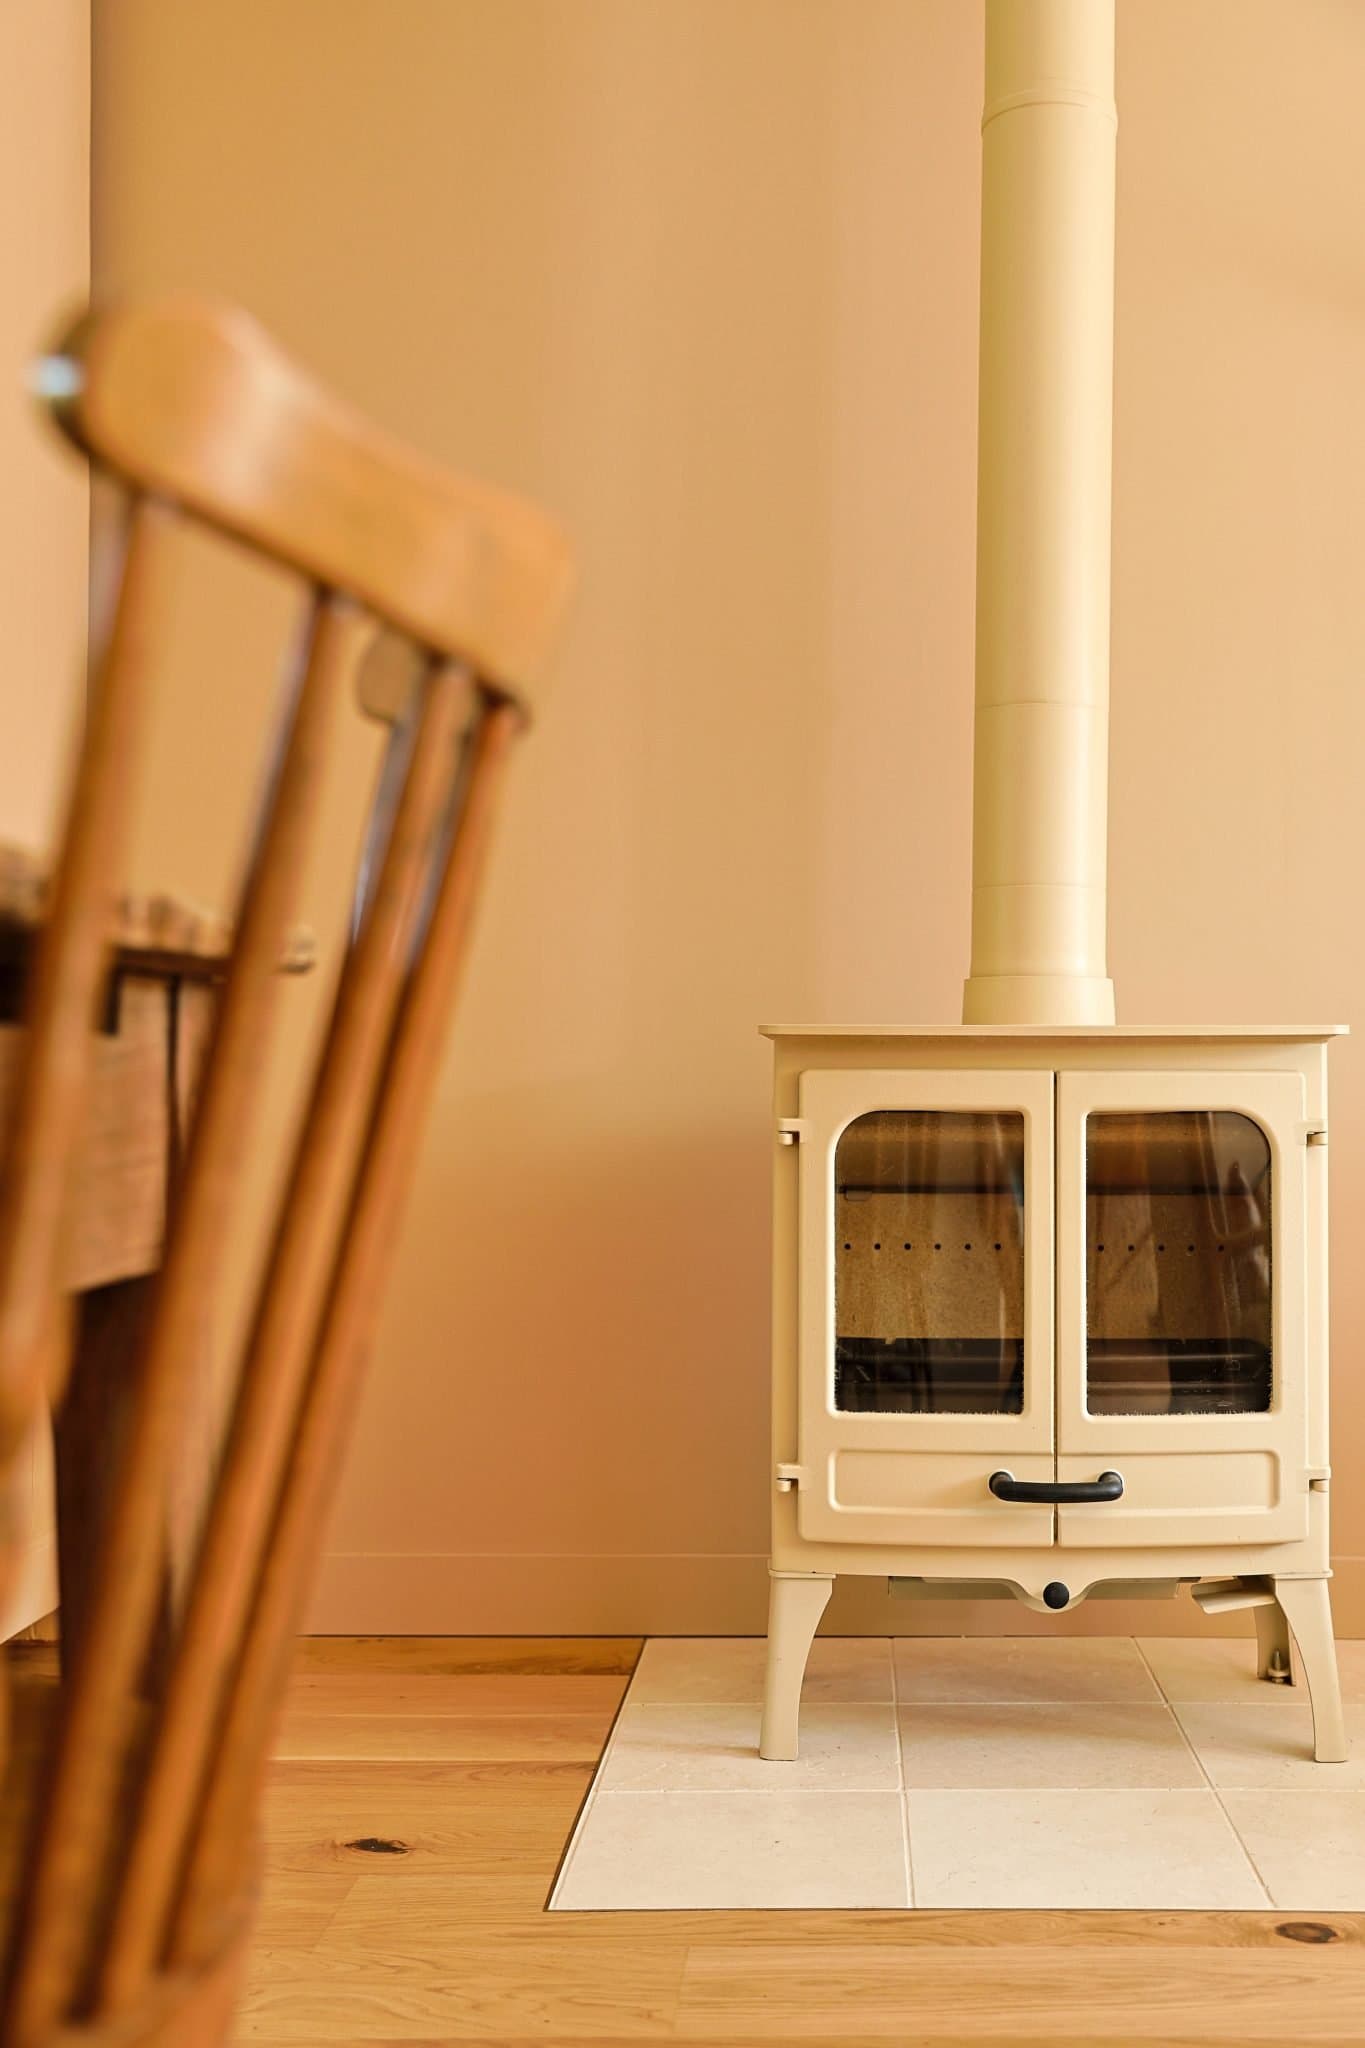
[
  {"left": 0, "top": 1533, "right": 57, "bottom": 1645},
  {"left": 308, "top": 1550, "right": 1365, "bottom": 1638}
]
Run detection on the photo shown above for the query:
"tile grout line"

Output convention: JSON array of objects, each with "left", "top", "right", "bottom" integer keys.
[
  {"left": 1130, "top": 1634, "right": 1274, "bottom": 1908},
  {"left": 1208, "top": 1787, "right": 1279, "bottom": 1912},
  {"left": 1130, "top": 1634, "right": 1224, "bottom": 1798},
  {"left": 890, "top": 1636, "right": 916, "bottom": 1909},
  {"left": 589, "top": 1786, "right": 896, "bottom": 1796}
]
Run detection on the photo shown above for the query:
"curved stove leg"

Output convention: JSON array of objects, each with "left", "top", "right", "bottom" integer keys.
[
  {"left": 1272, "top": 1575, "right": 1347, "bottom": 1763},
  {"left": 759, "top": 1570, "right": 833, "bottom": 1761}
]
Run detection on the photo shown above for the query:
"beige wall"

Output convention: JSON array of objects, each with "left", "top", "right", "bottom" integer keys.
[
  {"left": 1, "top": 0, "right": 88, "bottom": 842},
  {"left": 0, "top": 0, "right": 89, "bottom": 1637},
  {"left": 91, "top": 0, "right": 1365, "bottom": 1635}
]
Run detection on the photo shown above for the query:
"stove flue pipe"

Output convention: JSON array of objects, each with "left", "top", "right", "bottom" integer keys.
[{"left": 962, "top": 0, "right": 1117, "bottom": 1027}]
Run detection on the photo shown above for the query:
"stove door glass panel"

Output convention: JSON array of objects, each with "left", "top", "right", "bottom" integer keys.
[
  {"left": 1085, "top": 1110, "right": 1272, "bottom": 1416},
  {"left": 833, "top": 1109, "right": 1025, "bottom": 1415}
]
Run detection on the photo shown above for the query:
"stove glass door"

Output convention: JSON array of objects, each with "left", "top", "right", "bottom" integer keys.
[
  {"left": 795, "top": 1068, "right": 1055, "bottom": 1549},
  {"left": 1085, "top": 1111, "right": 1272, "bottom": 1417},
  {"left": 834, "top": 1109, "right": 1026, "bottom": 1417},
  {"left": 1056, "top": 1069, "right": 1309, "bottom": 1550}
]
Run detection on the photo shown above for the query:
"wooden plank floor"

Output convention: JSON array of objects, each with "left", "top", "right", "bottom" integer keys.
[{"left": 239, "top": 1638, "right": 1365, "bottom": 2046}]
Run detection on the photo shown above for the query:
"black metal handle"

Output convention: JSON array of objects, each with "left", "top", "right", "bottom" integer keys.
[{"left": 989, "top": 1469, "right": 1124, "bottom": 1505}]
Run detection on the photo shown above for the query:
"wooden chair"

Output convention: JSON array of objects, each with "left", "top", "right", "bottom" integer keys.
[{"left": 0, "top": 297, "right": 572, "bottom": 2045}]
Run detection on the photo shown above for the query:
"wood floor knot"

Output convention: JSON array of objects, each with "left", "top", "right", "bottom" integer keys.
[
  {"left": 1275, "top": 1921, "right": 1342, "bottom": 1944},
  {"left": 344, "top": 1835, "right": 409, "bottom": 1855}
]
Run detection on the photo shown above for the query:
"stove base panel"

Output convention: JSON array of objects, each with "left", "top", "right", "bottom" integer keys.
[{"left": 758, "top": 1563, "right": 1345, "bottom": 1764}]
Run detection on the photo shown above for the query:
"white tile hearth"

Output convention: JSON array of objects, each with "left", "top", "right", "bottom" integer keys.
[
  {"left": 549, "top": 1635, "right": 1365, "bottom": 1912},
  {"left": 899, "top": 1702, "right": 1203, "bottom": 1789},
  {"left": 907, "top": 1788, "right": 1265, "bottom": 1910},
  {"left": 630, "top": 1635, "right": 893, "bottom": 1704},
  {"left": 1139, "top": 1635, "right": 1365, "bottom": 1705},
  {"left": 600, "top": 1701, "right": 900, "bottom": 1792},
  {"left": 1173, "top": 1701, "right": 1365, "bottom": 1788},
  {"left": 555, "top": 1790, "right": 908, "bottom": 1911},
  {"left": 1136, "top": 1635, "right": 1304, "bottom": 1703},
  {"left": 1219, "top": 1790, "right": 1365, "bottom": 1911},
  {"left": 895, "top": 1634, "right": 1160, "bottom": 1705}
]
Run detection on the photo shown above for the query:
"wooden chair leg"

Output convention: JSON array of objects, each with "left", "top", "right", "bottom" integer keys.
[
  {"left": 55, "top": 1278, "right": 163, "bottom": 1690},
  {"left": 3, "top": 594, "right": 352, "bottom": 2048},
  {"left": 55, "top": 972, "right": 217, "bottom": 1692},
  {"left": 162, "top": 977, "right": 220, "bottom": 1622},
  {"left": 93, "top": 662, "right": 475, "bottom": 2011},
  {"left": 165, "top": 700, "right": 521, "bottom": 1976}
]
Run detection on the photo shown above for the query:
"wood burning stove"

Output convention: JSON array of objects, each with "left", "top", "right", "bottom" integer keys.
[
  {"left": 760, "top": 1028, "right": 1344, "bottom": 1762},
  {"left": 759, "top": 3, "right": 1347, "bottom": 1766}
]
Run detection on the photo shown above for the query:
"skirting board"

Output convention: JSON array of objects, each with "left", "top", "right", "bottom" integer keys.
[
  {"left": 0, "top": 1532, "right": 57, "bottom": 1644},
  {"left": 306, "top": 1549, "right": 1365, "bottom": 1639}
]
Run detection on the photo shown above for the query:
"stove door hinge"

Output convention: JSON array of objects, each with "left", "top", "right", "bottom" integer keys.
[
  {"left": 1305, "top": 1466, "right": 1330, "bottom": 1492},
  {"left": 1303, "top": 1123, "right": 1328, "bottom": 1147},
  {"left": 775, "top": 1463, "right": 805, "bottom": 1492},
  {"left": 776, "top": 1118, "right": 808, "bottom": 1147}
]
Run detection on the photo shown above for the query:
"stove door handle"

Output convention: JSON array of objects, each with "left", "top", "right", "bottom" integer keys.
[{"left": 988, "top": 1469, "right": 1124, "bottom": 1505}]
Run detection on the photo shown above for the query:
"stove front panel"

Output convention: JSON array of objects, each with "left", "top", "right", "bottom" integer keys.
[
  {"left": 1055, "top": 1067, "right": 1310, "bottom": 1548},
  {"left": 795, "top": 1067, "right": 1055, "bottom": 1548}
]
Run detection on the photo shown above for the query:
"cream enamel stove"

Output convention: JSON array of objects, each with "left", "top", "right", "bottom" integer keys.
[
  {"left": 758, "top": 0, "right": 1347, "bottom": 1765},
  {"left": 760, "top": 1024, "right": 1344, "bottom": 1762}
]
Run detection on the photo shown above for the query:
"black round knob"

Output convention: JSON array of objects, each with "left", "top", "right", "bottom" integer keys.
[{"left": 1042, "top": 1581, "right": 1070, "bottom": 1610}]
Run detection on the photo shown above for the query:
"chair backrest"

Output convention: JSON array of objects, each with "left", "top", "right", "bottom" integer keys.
[{"left": 0, "top": 297, "right": 571, "bottom": 2046}]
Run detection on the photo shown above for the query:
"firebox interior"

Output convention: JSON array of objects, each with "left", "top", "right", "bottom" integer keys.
[
  {"left": 834, "top": 1110, "right": 1025, "bottom": 1416},
  {"left": 1085, "top": 1110, "right": 1272, "bottom": 1416},
  {"left": 833, "top": 1107, "right": 1272, "bottom": 1421}
]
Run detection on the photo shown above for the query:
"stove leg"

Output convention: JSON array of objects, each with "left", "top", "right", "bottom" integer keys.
[
  {"left": 1254, "top": 1596, "right": 1293, "bottom": 1683},
  {"left": 759, "top": 1570, "right": 833, "bottom": 1761},
  {"left": 1271, "top": 1575, "right": 1347, "bottom": 1763}
]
